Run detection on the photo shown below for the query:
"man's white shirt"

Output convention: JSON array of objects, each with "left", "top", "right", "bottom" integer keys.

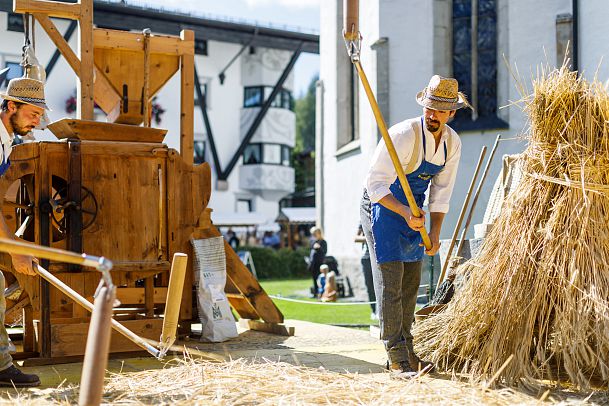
[
  {"left": 0, "top": 120, "right": 14, "bottom": 166},
  {"left": 365, "top": 116, "right": 462, "bottom": 213}
]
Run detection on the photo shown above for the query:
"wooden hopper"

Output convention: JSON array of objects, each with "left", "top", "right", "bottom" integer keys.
[{"left": 93, "top": 29, "right": 185, "bottom": 125}]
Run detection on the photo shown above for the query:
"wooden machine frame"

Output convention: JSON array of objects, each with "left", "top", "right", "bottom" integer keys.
[{"left": 0, "top": 0, "right": 284, "bottom": 364}]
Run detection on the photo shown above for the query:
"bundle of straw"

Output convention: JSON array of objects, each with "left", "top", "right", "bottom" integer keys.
[{"left": 414, "top": 65, "right": 609, "bottom": 389}]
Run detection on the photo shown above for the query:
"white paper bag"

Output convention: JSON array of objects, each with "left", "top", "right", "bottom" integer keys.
[{"left": 191, "top": 237, "right": 238, "bottom": 342}]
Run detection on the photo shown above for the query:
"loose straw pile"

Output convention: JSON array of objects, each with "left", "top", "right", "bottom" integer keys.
[
  {"left": 2, "top": 358, "right": 595, "bottom": 405},
  {"left": 414, "top": 65, "right": 609, "bottom": 390}
]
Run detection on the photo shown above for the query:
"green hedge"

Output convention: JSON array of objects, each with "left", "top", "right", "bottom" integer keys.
[{"left": 240, "top": 246, "right": 310, "bottom": 280}]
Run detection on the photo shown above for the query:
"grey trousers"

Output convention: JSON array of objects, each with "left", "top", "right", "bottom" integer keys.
[
  {"left": 360, "top": 190, "right": 422, "bottom": 364},
  {"left": 0, "top": 271, "right": 13, "bottom": 371}
]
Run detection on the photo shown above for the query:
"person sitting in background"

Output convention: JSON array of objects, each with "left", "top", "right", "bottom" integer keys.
[
  {"left": 262, "top": 231, "right": 273, "bottom": 247},
  {"left": 317, "top": 264, "right": 337, "bottom": 302}
]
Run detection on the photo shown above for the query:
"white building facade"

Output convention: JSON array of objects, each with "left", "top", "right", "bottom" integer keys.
[
  {"left": 0, "top": 0, "right": 319, "bottom": 229},
  {"left": 318, "top": 0, "right": 609, "bottom": 298}
]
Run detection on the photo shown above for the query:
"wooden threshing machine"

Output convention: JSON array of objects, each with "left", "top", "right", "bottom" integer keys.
[{"left": 0, "top": 0, "right": 283, "bottom": 363}]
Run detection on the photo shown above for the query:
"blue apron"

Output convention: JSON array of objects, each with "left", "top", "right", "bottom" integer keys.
[
  {"left": 0, "top": 159, "right": 9, "bottom": 177},
  {"left": 371, "top": 118, "right": 447, "bottom": 263}
]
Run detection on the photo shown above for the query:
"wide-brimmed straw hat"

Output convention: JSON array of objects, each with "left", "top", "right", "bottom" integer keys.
[
  {"left": 0, "top": 77, "right": 50, "bottom": 111},
  {"left": 416, "top": 75, "right": 467, "bottom": 111}
]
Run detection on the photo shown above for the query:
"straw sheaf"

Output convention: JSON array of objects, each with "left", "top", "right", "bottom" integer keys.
[{"left": 414, "top": 65, "right": 609, "bottom": 390}]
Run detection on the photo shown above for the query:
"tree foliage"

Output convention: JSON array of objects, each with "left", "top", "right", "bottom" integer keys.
[{"left": 293, "top": 75, "right": 318, "bottom": 193}]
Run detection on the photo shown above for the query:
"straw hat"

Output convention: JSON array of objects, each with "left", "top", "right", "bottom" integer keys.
[
  {"left": 0, "top": 77, "right": 50, "bottom": 110},
  {"left": 416, "top": 75, "right": 467, "bottom": 111}
]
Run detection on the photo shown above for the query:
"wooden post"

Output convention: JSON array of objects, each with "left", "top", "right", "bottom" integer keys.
[
  {"left": 23, "top": 305, "right": 35, "bottom": 352},
  {"left": 144, "top": 276, "right": 154, "bottom": 317},
  {"left": 142, "top": 28, "right": 152, "bottom": 128},
  {"left": 37, "top": 144, "right": 52, "bottom": 358},
  {"left": 159, "top": 253, "right": 188, "bottom": 353},
  {"left": 77, "top": 0, "right": 94, "bottom": 120},
  {"left": 78, "top": 285, "right": 115, "bottom": 406},
  {"left": 179, "top": 30, "right": 195, "bottom": 166}
]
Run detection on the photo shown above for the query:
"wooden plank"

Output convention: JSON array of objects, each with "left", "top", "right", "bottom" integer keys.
[
  {"left": 23, "top": 305, "right": 35, "bottom": 352},
  {"left": 37, "top": 318, "right": 163, "bottom": 357},
  {"left": 70, "top": 274, "right": 88, "bottom": 319},
  {"left": 37, "top": 142, "right": 52, "bottom": 357},
  {"left": 225, "top": 296, "right": 259, "bottom": 320},
  {"left": 92, "top": 70, "right": 121, "bottom": 114},
  {"left": 50, "top": 263, "right": 170, "bottom": 276},
  {"left": 78, "top": 0, "right": 94, "bottom": 120},
  {"left": 14, "top": 0, "right": 82, "bottom": 19},
  {"left": 34, "top": 14, "right": 81, "bottom": 77},
  {"left": 144, "top": 277, "right": 154, "bottom": 317},
  {"left": 78, "top": 141, "right": 167, "bottom": 157},
  {"left": 93, "top": 28, "right": 194, "bottom": 56},
  {"left": 78, "top": 147, "right": 168, "bottom": 263},
  {"left": 166, "top": 155, "right": 193, "bottom": 323},
  {"left": 33, "top": 14, "right": 120, "bottom": 114},
  {"left": 179, "top": 30, "right": 194, "bottom": 166},
  {"left": 111, "top": 287, "right": 167, "bottom": 305},
  {"left": 47, "top": 119, "right": 167, "bottom": 143},
  {"left": 239, "top": 319, "right": 295, "bottom": 337}
]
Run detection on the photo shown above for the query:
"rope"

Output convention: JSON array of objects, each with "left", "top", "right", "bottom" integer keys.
[
  {"left": 269, "top": 295, "right": 376, "bottom": 306},
  {"left": 268, "top": 294, "right": 430, "bottom": 306}
]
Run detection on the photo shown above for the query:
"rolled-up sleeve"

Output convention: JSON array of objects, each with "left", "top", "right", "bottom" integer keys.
[
  {"left": 428, "top": 134, "right": 461, "bottom": 213},
  {"left": 365, "top": 123, "right": 415, "bottom": 203}
]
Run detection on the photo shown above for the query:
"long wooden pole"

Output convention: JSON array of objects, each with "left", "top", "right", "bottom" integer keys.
[
  {"left": 0, "top": 238, "right": 108, "bottom": 270},
  {"left": 343, "top": 0, "right": 359, "bottom": 41},
  {"left": 35, "top": 264, "right": 161, "bottom": 358},
  {"left": 0, "top": 238, "right": 160, "bottom": 357},
  {"left": 436, "top": 146, "right": 487, "bottom": 286},
  {"left": 352, "top": 62, "right": 432, "bottom": 250},
  {"left": 78, "top": 285, "right": 116, "bottom": 406},
  {"left": 449, "top": 134, "right": 502, "bottom": 273},
  {"left": 344, "top": 0, "right": 431, "bottom": 249}
]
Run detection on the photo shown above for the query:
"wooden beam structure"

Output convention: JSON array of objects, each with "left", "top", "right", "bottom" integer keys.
[
  {"left": 180, "top": 30, "right": 195, "bottom": 166},
  {"left": 1, "top": 0, "right": 320, "bottom": 54}
]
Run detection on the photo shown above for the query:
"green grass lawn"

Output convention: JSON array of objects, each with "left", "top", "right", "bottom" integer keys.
[{"left": 259, "top": 278, "right": 376, "bottom": 326}]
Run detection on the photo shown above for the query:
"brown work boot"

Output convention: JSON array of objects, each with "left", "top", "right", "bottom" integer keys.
[
  {"left": 385, "top": 360, "right": 417, "bottom": 379},
  {"left": 407, "top": 351, "right": 435, "bottom": 374},
  {"left": 0, "top": 365, "right": 40, "bottom": 387}
]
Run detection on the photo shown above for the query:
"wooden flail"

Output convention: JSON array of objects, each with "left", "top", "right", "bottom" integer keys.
[{"left": 0, "top": 0, "right": 283, "bottom": 363}]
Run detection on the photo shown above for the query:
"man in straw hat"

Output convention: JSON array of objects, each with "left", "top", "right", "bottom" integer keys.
[
  {"left": 0, "top": 77, "right": 49, "bottom": 387},
  {"left": 360, "top": 75, "right": 468, "bottom": 377}
]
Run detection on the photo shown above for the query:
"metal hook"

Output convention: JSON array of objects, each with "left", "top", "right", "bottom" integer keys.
[{"left": 342, "top": 30, "right": 362, "bottom": 63}]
